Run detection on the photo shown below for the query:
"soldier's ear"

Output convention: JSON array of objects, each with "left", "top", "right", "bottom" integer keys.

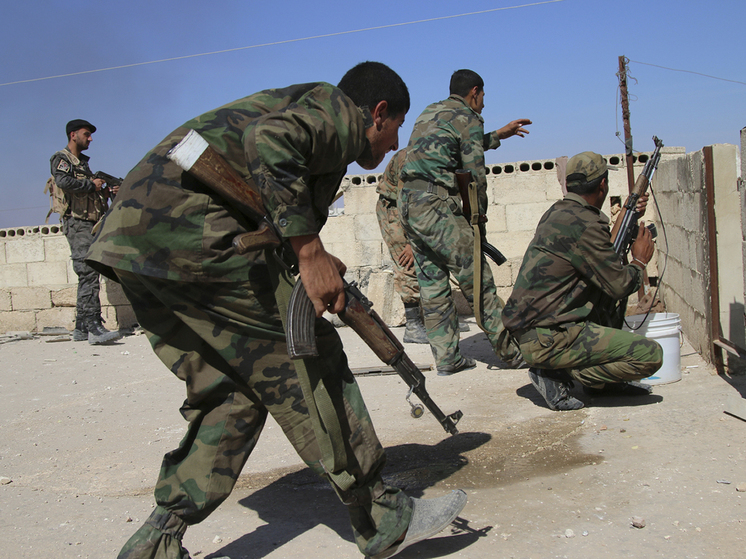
[{"left": 370, "top": 100, "right": 389, "bottom": 130}]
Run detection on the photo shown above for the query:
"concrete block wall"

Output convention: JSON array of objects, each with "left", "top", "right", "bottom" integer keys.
[
  {"left": 323, "top": 151, "right": 663, "bottom": 325},
  {"left": 0, "top": 224, "right": 135, "bottom": 333}
]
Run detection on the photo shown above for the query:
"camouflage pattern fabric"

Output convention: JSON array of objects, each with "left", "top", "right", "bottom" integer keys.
[
  {"left": 115, "top": 270, "right": 411, "bottom": 559},
  {"left": 376, "top": 149, "right": 419, "bottom": 304},
  {"left": 398, "top": 95, "right": 518, "bottom": 368},
  {"left": 62, "top": 216, "right": 101, "bottom": 320},
  {"left": 503, "top": 193, "right": 662, "bottom": 386},
  {"left": 50, "top": 148, "right": 108, "bottom": 222},
  {"left": 502, "top": 193, "right": 646, "bottom": 331},
  {"left": 400, "top": 94, "right": 501, "bottom": 215},
  {"left": 87, "top": 83, "right": 371, "bottom": 283},
  {"left": 517, "top": 321, "right": 662, "bottom": 387},
  {"left": 399, "top": 184, "right": 517, "bottom": 369},
  {"left": 86, "top": 83, "right": 411, "bottom": 559}
]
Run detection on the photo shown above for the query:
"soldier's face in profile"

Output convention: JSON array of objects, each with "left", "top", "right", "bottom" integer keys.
[
  {"left": 359, "top": 111, "right": 406, "bottom": 169},
  {"left": 72, "top": 128, "right": 94, "bottom": 151}
]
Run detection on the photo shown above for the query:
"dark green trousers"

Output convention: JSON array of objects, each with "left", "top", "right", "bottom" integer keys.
[{"left": 114, "top": 270, "right": 410, "bottom": 559}]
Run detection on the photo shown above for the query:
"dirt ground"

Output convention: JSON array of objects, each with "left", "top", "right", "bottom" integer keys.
[{"left": 1, "top": 320, "right": 745, "bottom": 559}]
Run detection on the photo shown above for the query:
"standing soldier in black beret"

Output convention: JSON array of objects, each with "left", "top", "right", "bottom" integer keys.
[{"left": 50, "top": 119, "right": 121, "bottom": 344}]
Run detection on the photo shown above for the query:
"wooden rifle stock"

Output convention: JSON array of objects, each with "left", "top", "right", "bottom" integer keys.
[
  {"left": 166, "top": 129, "right": 282, "bottom": 255},
  {"left": 455, "top": 170, "right": 507, "bottom": 266},
  {"left": 287, "top": 278, "right": 463, "bottom": 435}
]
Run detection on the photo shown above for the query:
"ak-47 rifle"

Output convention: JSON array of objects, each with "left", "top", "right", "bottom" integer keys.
[
  {"left": 455, "top": 170, "right": 506, "bottom": 265},
  {"left": 166, "top": 130, "right": 463, "bottom": 436},
  {"left": 594, "top": 136, "right": 663, "bottom": 328},
  {"left": 610, "top": 136, "right": 663, "bottom": 257}
]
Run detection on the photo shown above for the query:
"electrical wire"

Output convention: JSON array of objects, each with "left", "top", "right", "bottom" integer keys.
[
  {"left": 1, "top": 1, "right": 566, "bottom": 87},
  {"left": 628, "top": 59, "right": 746, "bottom": 87}
]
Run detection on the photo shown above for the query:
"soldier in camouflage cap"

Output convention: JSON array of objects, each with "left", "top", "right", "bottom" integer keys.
[
  {"left": 398, "top": 69, "right": 531, "bottom": 375},
  {"left": 502, "top": 151, "right": 662, "bottom": 411},
  {"left": 86, "top": 62, "right": 466, "bottom": 559}
]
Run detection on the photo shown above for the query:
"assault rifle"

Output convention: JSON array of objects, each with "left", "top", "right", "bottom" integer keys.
[
  {"left": 455, "top": 169, "right": 507, "bottom": 265},
  {"left": 166, "top": 130, "right": 463, "bottom": 435},
  {"left": 610, "top": 136, "right": 663, "bottom": 257},
  {"left": 83, "top": 170, "right": 123, "bottom": 196}
]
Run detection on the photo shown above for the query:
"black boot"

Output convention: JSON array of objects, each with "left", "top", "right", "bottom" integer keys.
[
  {"left": 528, "top": 368, "right": 584, "bottom": 411},
  {"left": 85, "top": 316, "right": 122, "bottom": 345},
  {"left": 72, "top": 317, "right": 88, "bottom": 342},
  {"left": 403, "top": 304, "right": 428, "bottom": 344}
]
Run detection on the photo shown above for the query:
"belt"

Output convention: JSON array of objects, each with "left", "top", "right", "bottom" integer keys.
[{"left": 402, "top": 178, "right": 455, "bottom": 198}]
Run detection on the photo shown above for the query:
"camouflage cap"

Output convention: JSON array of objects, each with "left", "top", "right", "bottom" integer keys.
[{"left": 566, "top": 151, "right": 608, "bottom": 187}]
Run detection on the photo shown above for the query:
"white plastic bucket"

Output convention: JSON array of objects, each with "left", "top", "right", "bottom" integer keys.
[{"left": 623, "top": 312, "right": 682, "bottom": 385}]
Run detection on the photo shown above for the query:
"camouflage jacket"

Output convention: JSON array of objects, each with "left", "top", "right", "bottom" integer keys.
[
  {"left": 376, "top": 148, "right": 406, "bottom": 201},
  {"left": 400, "top": 94, "right": 501, "bottom": 215},
  {"left": 502, "top": 193, "right": 645, "bottom": 331},
  {"left": 50, "top": 148, "right": 108, "bottom": 221},
  {"left": 87, "top": 82, "right": 372, "bottom": 282}
]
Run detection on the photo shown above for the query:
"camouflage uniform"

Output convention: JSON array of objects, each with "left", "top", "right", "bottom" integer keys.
[
  {"left": 86, "top": 83, "right": 411, "bottom": 559},
  {"left": 399, "top": 94, "right": 518, "bottom": 369},
  {"left": 50, "top": 148, "right": 108, "bottom": 325},
  {"left": 502, "top": 193, "right": 662, "bottom": 387},
  {"left": 375, "top": 149, "right": 418, "bottom": 304}
]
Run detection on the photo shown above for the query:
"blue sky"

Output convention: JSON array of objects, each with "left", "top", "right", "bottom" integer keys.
[{"left": 1, "top": 0, "right": 744, "bottom": 229}]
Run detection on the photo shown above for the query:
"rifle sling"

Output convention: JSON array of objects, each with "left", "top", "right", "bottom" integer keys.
[
  {"left": 266, "top": 252, "right": 356, "bottom": 492},
  {"left": 467, "top": 180, "right": 488, "bottom": 332}
]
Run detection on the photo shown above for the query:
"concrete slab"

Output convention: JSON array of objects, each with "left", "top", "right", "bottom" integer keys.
[{"left": 1, "top": 321, "right": 744, "bottom": 558}]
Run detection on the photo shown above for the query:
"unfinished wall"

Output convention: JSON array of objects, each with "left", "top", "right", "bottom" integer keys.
[
  {"left": 2, "top": 143, "right": 742, "bottom": 376},
  {"left": 0, "top": 224, "right": 135, "bottom": 333}
]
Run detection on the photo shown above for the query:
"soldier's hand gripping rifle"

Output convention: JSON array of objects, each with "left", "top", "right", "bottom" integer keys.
[
  {"left": 610, "top": 136, "right": 664, "bottom": 257},
  {"left": 455, "top": 170, "right": 506, "bottom": 265},
  {"left": 166, "top": 130, "right": 463, "bottom": 436}
]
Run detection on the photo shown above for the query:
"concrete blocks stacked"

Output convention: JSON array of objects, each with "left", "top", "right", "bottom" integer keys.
[{"left": 0, "top": 226, "right": 134, "bottom": 333}]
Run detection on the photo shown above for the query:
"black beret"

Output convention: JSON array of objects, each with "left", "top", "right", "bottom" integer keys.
[{"left": 66, "top": 119, "right": 96, "bottom": 137}]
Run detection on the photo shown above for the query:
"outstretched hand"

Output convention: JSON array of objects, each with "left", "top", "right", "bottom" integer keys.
[{"left": 497, "top": 118, "right": 532, "bottom": 140}]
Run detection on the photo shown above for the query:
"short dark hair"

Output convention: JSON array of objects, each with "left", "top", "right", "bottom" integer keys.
[
  {"left": 566, "top": 171, "right": 608, "bottom": 195},
  {"left": 338, "top": 61, "right": 410, "bottom": 117},
  {"left": 449, "top": 69, "right": 484, "bottom": 97}
]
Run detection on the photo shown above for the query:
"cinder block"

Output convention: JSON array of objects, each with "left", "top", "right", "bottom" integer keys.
[
  {"left": 343, "top": 185, "right": 379, "bottom": 216},
  {"left": 0, "top": 264, "right": 28, "bottom": 288},
  {"left": 505, "top": 202, "right": 553, "bottom": 232},
  {"left": 329, "top": 240, "right": 382, "bottom": 269},
  {"left": 0, "top": 310, "right": 36, "bottom": 333},
  {"left": 11, "top": 287, "right": 52, "bottom": 311},
  {"left": 490, "top": 230, "right": 535, "bottom": 260},
  {"left": 355, "top": 214, "right": 384, "bottom": 242},
  {"left": 44, "top": 236, "right": 71, "bottom": 262},
  {"left": 36, "top": 307, "right": 75, "bottom": 331},
  {"left": 0, "top": 289, "right": 10, "bottom": 311},
  {"left": 320, "top": 215, "right": 355, "bottom": 244},
  {"left": 0, "top": 241, "right": 6, "bottom": 265},
  {"left": 484, "top": 205, "right": 507, "bottom": 234},
  {"left": 51, "top": 287, "right": 77, "bottom": 307},
  {"left": 485, "top": 259, "right": 513, "bottom": 288},
  {"left": 27, "top": 261, "right": 68, "bottom": 286},
  {"left": 366, "top": 270, "right": 404, "bottom": 327},
  {"left": 5, "top": 238, "right": 45, "bottom": 263}
]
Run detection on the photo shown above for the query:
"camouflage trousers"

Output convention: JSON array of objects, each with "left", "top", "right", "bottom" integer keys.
[
  {"left": 515, "top": 321, "right": 663, "bottom": 387},
  {"left": 375, "top": 195, "right": 419, "bottom": 305},
  {"left": 114, "top": 270, "right": 411, "bottom": 559},
  {"left": 63, "top": 216, "right": 101, "bottom": 319},
  {"left": 399, "top": 183, "right": 518, "bottom": 369}
]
